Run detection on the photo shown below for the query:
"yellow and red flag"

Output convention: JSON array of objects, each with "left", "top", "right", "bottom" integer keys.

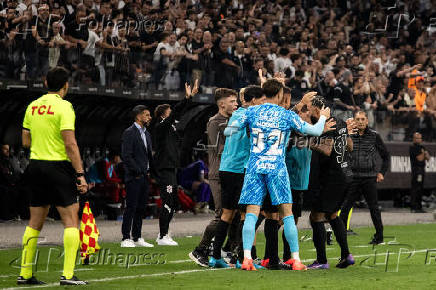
[{"left": 79, "top": 202, "right": 100, "bottom": 262}]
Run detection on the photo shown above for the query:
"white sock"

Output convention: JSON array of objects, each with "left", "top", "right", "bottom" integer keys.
[
  {"left": 244, "top": 250, "right": 252, "bottom": 260},
  {"left": 292, "top": 252, "right": 300, "bottom": 261}
]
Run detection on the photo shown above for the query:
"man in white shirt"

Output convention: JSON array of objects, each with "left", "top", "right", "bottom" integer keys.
[{"left": 274, "top": 47, "right": 293, "bottom": 75}]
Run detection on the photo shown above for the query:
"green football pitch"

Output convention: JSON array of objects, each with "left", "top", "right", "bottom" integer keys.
[{"left": 1, "top": 223, "right": 436, "bottom": 289}]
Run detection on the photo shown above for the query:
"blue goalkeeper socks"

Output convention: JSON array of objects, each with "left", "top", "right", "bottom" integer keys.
[
  {"left": 242, "top": 213, "right": 258, "bottom": 259},
  {"left": 283, "top": 215, "right": 299, "bottom": 253}
]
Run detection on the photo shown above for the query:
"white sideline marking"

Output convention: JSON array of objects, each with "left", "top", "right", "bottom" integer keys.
[
  {"left": 0, "top": 268, "right": 93, "bottom": 279},
  {"left": 168, "top": 259, "right": 192, "bottom": 264},
  {"left": 300, "top": 249, "right": 428, "bottom": 263},
  {"left": 4, "top": 268, "right": 228, "bottom": 289},
  {"left": 3, "top": 249, "right": 431, "bottom": 289},
  {"left": 309, "top": 248, "right": 334, "bottom": 252},
  {"left": 127, "top": 259, "right": 192, "bottom": 267}
]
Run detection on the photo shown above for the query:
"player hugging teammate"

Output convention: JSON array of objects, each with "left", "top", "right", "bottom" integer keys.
[{"left": 189, "top": 75, "right": 357, "bottom": 271}]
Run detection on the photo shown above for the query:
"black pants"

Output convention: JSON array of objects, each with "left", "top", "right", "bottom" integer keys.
[
  {"left": 122, "top": 175, "right": 149, "bottom": 240},
  {"left": 410, "top": 169, "right": 425, "bottom": 210},
  {"left": 340, "top": 177, "right": 383, "bottom": 240},
  {"left": 156, "top": 168, "right": 178, "bottom": 237}
]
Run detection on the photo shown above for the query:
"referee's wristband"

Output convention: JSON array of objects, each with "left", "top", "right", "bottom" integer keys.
[{"left": 76, "top": 172, "right": 85, "bottom": 178}]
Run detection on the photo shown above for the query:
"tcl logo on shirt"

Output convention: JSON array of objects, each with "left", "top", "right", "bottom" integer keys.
[{"left": 31, "top": 105, "right": 54, "bottom": 115}]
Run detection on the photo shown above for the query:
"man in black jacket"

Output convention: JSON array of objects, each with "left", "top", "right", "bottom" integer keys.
[
  {"left": 121, "top": 105, "right": 154, "bottom": 248},
  {"left": 152, "top": 81, "right": 198, "bottom": 246},
  {"left": 409, "top": 132, "right": 430, "bottom": 213},
  {"left": 340, "top": 111, "right": 390, "bottom": 245}
]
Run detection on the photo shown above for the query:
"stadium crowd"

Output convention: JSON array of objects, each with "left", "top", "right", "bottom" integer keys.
[
  {"left": 1, "top": 1, "right": 436, "bottom": 283},
  {"left": 1, "top": 0, "right": 436, "bottom": 140}
]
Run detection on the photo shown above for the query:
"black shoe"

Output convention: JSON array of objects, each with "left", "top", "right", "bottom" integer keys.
[
  {"left": 369, "top": 237, "right": 384, "bottom": 245},
  {"left": 60, "top": 275, "right": 88, "bottom": 285},
  {"left": 268, "top": 261, "right": 292, "bottom": 270},
  {"left": 17, "top": 276, "right": 46, "bottom": 285},
  {"left": 347, "top": 229, "right": 358, "bottom": 236},
  {"left": 189, "top": 249, "right": 209, "bottom": 267},
  {"left": 411, "top": 208, "right": 427, "bottom": 213},
  {"left": 335, "top": 254, "right": 355, "bottom": 269}
]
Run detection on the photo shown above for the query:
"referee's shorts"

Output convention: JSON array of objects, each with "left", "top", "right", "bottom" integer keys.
[{"left": 26, "top": 160, "right": 78, "bottom": 207}]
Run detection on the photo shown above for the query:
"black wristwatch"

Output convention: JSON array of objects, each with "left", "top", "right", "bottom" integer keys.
[{"left": 76, "top": 172, "right": 85, "bottom": 178}]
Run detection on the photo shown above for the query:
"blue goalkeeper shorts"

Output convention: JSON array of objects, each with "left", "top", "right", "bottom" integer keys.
[{"left": 239, "top": 167, "right": 293, "bottom": 206}]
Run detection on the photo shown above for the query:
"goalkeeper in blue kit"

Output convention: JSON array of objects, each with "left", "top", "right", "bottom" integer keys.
[{"left": 224, "top": 79, "right": 331, "bottom": 271}]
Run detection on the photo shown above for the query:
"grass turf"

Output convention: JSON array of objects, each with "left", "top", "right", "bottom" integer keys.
[{"left": 1, "top": 223, "right": 436, "bottom": 289}]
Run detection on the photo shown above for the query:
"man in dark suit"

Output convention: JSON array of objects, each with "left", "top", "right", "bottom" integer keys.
[{"left": 121, "top": 105, "right": 154, "bottom": 248}]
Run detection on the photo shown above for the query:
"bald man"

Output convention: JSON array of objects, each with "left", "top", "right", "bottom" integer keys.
[{"left": 409, "top": 132, "right": 431, "bottom": 213}]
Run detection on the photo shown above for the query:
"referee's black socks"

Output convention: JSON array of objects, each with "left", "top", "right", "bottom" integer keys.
[
  {"left": 212, "top": 220, "right": 230, "bottom": 259},
  {"left": 264, "top": 219, "right": 280, "bottom": 265},
  {"left": 311, "top": 220, "right": 328, "bottom": 264},
  {"left": 329, "top": 217, "right": 350, "bottom": 260}
]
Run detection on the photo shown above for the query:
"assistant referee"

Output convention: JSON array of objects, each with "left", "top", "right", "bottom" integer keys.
[{"left": 18, "top": 67, "right": 88, "bottom": 285}]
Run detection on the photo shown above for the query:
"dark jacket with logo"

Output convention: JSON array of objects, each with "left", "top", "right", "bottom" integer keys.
[{"left": 350, "top": 127, "right": 390, "bottom": 178}]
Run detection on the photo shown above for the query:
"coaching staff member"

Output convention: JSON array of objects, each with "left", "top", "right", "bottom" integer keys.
[
  {"left": 340, "top": 111, "right": 389, "bottom": 245},
  {"left": 19, "top": 67, "right": 88, "bottom": 285},
  {"left": 409, "top": 132, "right": 430, "bottom": 213},
  {"left": 120, "top": 105, "right": 154, "bottom": 248},
  {"left": 153, "top": 81, "right": 198, "bottom": 246}
]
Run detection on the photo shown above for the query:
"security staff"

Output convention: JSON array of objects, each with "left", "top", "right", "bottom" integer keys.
[
  {"left": 340, "top": 111, "right": 390, "bottom": 245},
  {"left": 19, "top": 67, "right": 88, "bottom": 285},
  {"left": 409, "top": 132, "right": 430, "bottom": 213}
]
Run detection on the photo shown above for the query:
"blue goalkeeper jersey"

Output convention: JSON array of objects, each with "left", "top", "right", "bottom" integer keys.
[
  {"left": 229, "top": 103, "right": 306, "bottom": 174},
  {"left": 219, "top": 107, "right": 250, "bottom": 173}
]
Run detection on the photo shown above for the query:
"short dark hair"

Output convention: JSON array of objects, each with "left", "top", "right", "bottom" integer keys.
[
  {"left": 132, "top": 105, "right": 149, "bottom": 120},
  {"left": 263, "top": 79, "right": 283, "bottom": 99},
  {"left": 354, "top": 110, "right": 367, "bottom": 118},
  {"left": 290, "top": 54, "right": 301, "bottom": 62},
  {"left": 243, "top": 85, "right": 263, "bottom": 102},
  {"left": 312, "top": 95, "right": 325, "bottom": 109},
  {"left": 214, "top": 88, "right": 237, "bottom": 103},
  {"left": 154, "top": 104, "right": 171, "bottom": 119},
  {"left": 279, "top": 47, "right": 289, "bottom": 56},
  {"left": 46, "top": 66, "right": 69, "bottom": 91}
]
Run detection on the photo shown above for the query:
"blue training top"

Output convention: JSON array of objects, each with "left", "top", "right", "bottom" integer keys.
[
  {"left": 219, "top": 107, "right": 250, "bottom": 173},
  {"left": 286, "top": 146, "right": 312, "bottom": 190}
]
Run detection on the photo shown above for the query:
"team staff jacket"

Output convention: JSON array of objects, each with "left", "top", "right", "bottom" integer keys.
[
  {"left": 350, "top": 127, "right": 390, "bottom": 178},
  {"left": 152, "top": 98, "right": 193, "bottom": 171}
]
